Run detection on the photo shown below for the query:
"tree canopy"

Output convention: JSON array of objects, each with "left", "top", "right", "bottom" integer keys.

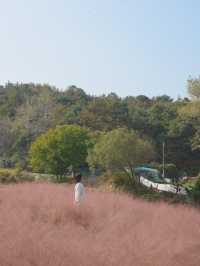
[
  {"left": 87, "top": 128, "right": 154, "bottom": 178},
  {"left": 0, "top": 81, "right": 200, "bottom": 175},
  {"left": 29, "top": 125, "right": 89, "bottom": 180}
]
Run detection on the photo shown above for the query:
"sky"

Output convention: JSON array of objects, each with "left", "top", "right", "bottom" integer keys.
[{"left": 0, "top": 0, "right": 200, "bottom": 98}]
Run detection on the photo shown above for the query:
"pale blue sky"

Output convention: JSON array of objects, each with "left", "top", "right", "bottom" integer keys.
[{"left": 0, "top": 0, "right": 200, "bottom": 98}]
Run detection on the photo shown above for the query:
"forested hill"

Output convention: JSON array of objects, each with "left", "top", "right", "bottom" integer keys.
[{"left": 0, "top": 81, "right": 200, "bottom": 175}]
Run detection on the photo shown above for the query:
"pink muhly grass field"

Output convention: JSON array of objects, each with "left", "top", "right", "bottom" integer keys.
[{"left": 0, "top": 183, "right": 200, "bottom": 266}]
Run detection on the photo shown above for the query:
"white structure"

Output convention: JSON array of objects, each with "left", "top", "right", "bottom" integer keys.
[{"left": 139, "top": 176, "right": 187, "bottom": 195}]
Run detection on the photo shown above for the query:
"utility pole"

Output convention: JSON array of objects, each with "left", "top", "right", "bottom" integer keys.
[{"left": 162, "top": 142, "right": 165, "bottom": 178}]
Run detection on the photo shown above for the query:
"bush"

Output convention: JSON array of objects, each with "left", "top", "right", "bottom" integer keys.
[
  {"left": 181, "top": 178, "right": 197, "bottom": 191},
  {"left": 112, "top": 173, "right": 136, "bottom": 191},
  {"left": 190, "top": 174, "right": 200, "bottom": 204},
  {"left": 0, "top": 169, "right": 19, "bottom": 183},
  {"left": 0, "top": 168, "right": 35, "bottom": 183},
  {"left": 162, "top": 164, "right": 179, "bottom": 180},
  {"left": 149, "top": 163, "right": 179, "bottom": 181}
]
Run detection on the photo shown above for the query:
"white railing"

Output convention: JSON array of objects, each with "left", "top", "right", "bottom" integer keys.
[{"left": 139, "top": 176, "right": 187, "bottom": 195}]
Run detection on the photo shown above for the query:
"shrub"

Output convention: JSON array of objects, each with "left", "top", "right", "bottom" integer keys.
[
  {"left": 190, "top": 174, "right": 200, "bottom": 204},
  {"left": 164, "top": 164, "right": 179, "bottom": 181},
  {"left": 181, "top": 178, "right": 197, "bottom": 191},
  {"left": 0, "top": 168, "right": 19, "bottom": 183},
  {"left": 112, "top": 173, "right": 136, "bottom": 192},
  {"left": 0, "top": 168, "right": 35, "bottom": 183},
  {"left": 148, "top": 163, "right": 179, "bottom": 181}
]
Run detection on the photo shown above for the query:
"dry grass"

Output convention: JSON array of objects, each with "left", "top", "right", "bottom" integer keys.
[{"left": 0, "top": 183, "right": 200, "bottom": 266}]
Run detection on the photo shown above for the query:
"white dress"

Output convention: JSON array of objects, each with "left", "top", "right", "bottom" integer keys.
[{"left": 74, "top": 182, "right": 85, "bottom": 204}]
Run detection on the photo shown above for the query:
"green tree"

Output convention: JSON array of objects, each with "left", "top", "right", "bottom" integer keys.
[
  {"left": 177, "top": 101, "right": 200, "bottom": 150},
  {"left": 29, "top": 125, "right": 89, "bottom": 181},
  {"left": 11, "top": 89, "right": 64, "bottom": 166},
  {"left": 167, "top": 100, "right": 200, "bottom": 174},
  {"left": 56, "top": 85, "right": 90, "bottom": 125},
  {"left": 87, "top": 128, "right": 154, "bottom": 179},
  {"left": 0, "top": 118, "right": 15, "bottom": 164},
  {"left": 147, "top": 101, "right": 179, "bottom": 163},
  {"left": 191, "top": 175, "right": 200, "bottom": 204},
  {"left": 57, "top": 85, "right": 89, "bottom": 106},
  {"left": 80, "top": 95, "right": 128, "bottom": 131},
  {"left": 0, "top": 82, "right": 56, "bottom": 118}
]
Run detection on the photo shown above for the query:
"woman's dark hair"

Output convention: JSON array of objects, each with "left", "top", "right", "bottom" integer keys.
[{"left": 75, "top": 174, "right": 82, "bottom": 183}]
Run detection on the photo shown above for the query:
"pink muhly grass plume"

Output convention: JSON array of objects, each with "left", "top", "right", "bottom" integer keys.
[{"left": 0, "top": 183, "right": 200, "bottom": 266}]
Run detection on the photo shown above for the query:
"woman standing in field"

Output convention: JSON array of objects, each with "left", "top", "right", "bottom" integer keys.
[{"left": 74, "top": 174, "right": 85, "bottom": 205}]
